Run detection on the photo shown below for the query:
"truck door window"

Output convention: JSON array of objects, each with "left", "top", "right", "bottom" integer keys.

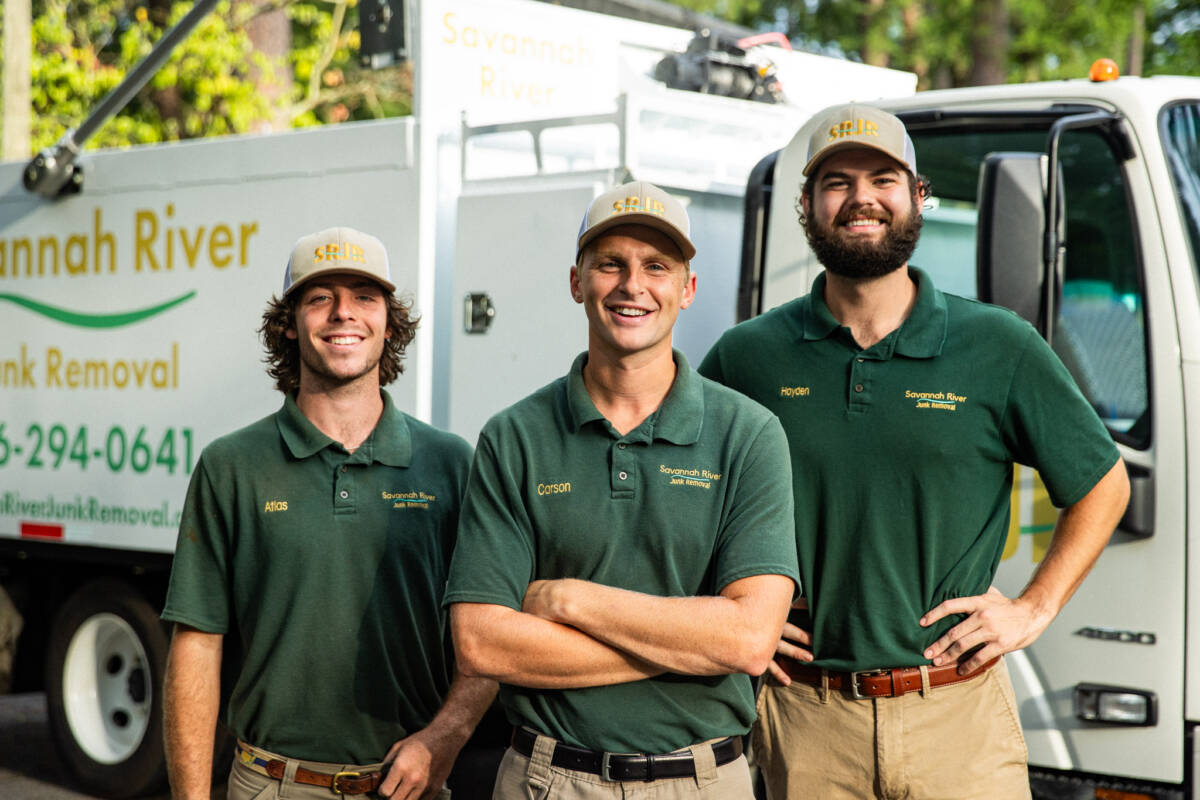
[
  {"left": 908, "top": 125, "right": 1149, "bottom": 447},
  {"left": 1162, "top": 103, "right": 1200, "bottom": 283}
]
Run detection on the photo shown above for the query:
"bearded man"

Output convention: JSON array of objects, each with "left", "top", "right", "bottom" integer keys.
[{"left": 698, "top": 104, "right": 1130, "bottom": 799}]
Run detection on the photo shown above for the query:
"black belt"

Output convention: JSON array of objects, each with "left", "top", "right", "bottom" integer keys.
[{"left": 510, "top": 727, "right": 743, "bottom": 782}]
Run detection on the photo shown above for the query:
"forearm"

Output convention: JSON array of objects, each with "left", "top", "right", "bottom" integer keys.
[
  {"left": 451, "top": 603, "right": 664, "bottom": 688},
  {"left": 526, "top": 574, "right": 794, "bottom": 676},
  {"left": 419, "top": 672, "right": 498, "bottom": 752},
  {"left": 163, "top": 625, "right": 222, "bottom": 800},
  {"left": 1019, "top": 459, "right": 1130, "bottom": 619}
]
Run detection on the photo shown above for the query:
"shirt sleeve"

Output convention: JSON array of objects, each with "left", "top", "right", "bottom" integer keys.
[
  {"left": 697, "top": 338, "right": 726, "bottom": 384},
  {"left": 712, "top": 415, "right": 800, "bottom": 593},
  {"left": 160, "top": 456, "right": 232, "bottom": 633},
  {"left": 1000, "top": 327, "right": 1121, "bottom": 508},
  {"left": 443, "top": 426, "right": 537, "bottom": 611}
]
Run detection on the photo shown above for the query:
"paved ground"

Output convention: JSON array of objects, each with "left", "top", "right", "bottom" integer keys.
[{"left": 0, "top": 692, "right": 210, "bottom": 800}]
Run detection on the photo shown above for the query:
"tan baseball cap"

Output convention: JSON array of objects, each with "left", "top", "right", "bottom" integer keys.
[
  {"left": 802, "top": 103, "right": 918, "bottom": 178},
  {"left": 576, "top": 180, "right": 696, "bottom": 261},
  {"left": 282, "top": 226, "right": 396, "bottom": 297}
]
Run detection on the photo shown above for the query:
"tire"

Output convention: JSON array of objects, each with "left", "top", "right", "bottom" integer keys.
[{"left": 45, "top": 579, "right": 169, "bottom": 798}]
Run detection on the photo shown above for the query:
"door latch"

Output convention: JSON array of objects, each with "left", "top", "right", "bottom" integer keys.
[{"left": 464, "top": 293, "right": 496, "bottom": 334}]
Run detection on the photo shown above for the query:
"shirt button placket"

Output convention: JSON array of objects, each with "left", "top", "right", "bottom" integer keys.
[
  {"left": 335, "top": 463, "right": 354, "bottom": 512},
  {"left": 612, "top": 440, "right": 635, "bottom": 497},
  {"left": 850, "top": 356, "right": 870, "bottom": 412}
]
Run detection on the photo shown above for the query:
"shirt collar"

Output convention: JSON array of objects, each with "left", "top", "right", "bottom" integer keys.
[
  {"left": 798, "top": 266, "right": 947, "bottom": 359},
  {"left": 894, "top": 267, "right": 948, "bottom": 358},
  {"left": 276, "top": 389, "right": 412, "bottom": 466},
  {"left": 565, "top": 349, "right": 704, "bottom": 445}
]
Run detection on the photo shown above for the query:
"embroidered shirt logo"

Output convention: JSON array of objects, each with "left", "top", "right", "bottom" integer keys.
[
  {"left": 382, "top": 490, "right": 436, "bottom": 510},
  {"left": 536, "top": 481, "right": 572, "bottom": 496},
  {"left": 779, "top": 385, "right": 811, "bottom": 398},
  {"left": 660, "top": 464, "right": 722, "bottom": 490},
  {"left": 905, "top": 389, "right": 967, "bottom": 411},
  {"left": 263, "top": 500, "right": 288, "bottom": 512}
]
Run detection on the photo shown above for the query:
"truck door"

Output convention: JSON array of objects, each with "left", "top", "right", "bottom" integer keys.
[{"left": 900, "top": 112, "right": 1186, "bottom": 789}]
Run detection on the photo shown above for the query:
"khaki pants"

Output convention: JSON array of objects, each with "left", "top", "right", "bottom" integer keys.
[
  {"left": 493, "top": 733, "right": 753, "bottom": 800},
  {"left": 753, "top": 659, "right": 1030, "bottom": 800},
  {"left": 227, "top": 741, "right": 452, "bottom": 800}
]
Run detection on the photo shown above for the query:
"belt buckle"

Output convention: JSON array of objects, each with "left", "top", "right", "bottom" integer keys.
[
  {"left": 331, "top": 770, "right": 361, "bottom": 795},
  {"left": 600, "top": 751, "right": 639, "bottom": 782},
  {"left": 849, "top": 669, "right": 884, "bottom": 700}
]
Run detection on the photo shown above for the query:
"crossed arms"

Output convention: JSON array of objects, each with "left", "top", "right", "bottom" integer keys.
[{"left": 451, "top": 573, "right": 796, "bottom": 688}]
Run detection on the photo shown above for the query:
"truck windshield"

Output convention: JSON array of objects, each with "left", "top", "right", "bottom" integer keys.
[
  {"left": 907, "top": 121, "right": 1149, "bottom": 446},
  {"left": 1162, "top": 103, "right": 1200, "bottom": 276}
]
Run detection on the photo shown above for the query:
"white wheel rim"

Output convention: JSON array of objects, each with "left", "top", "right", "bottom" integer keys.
[{"left": 61, "top": 612, "right": 152, "bottom": 764}]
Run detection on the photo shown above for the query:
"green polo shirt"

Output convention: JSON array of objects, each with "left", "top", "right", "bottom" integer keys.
[
  {"left": 162, "top": 391, "right": 472, "bottom": 762},
  {"left": 699, "top": 268, "right": 1119, "bottom": 672},
  {"left": 444, "top": 351, "right": 798, "bottom": 753}
]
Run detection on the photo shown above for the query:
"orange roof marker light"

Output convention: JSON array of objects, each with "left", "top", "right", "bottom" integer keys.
[{"left": 1090, "top": 58, "right": 1120, "bottom": 82}]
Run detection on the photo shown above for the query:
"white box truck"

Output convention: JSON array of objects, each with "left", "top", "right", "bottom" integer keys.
[
  {"left": 0, "top": 0, "right": 916, "bottom": 794},
  {"left": 744, "top": 65, "right": 1200, "bottom": 799}
]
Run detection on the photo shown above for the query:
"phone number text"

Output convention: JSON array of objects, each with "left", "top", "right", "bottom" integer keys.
[{"left": 0, "top": 423, "right": 195, "bottom": 475}]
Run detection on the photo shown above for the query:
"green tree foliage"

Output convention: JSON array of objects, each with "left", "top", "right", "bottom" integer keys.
[
  {"left": 288, "top": 0, "right": 411, "bottom": 127},
  {"left": 27, "top": 0, "right": 271, "bottom": 150},
  {"left": 1147, "top": 0, "right": 1200, "bottom": 73},
  {"left": 10, "top": 0, "right": 411, "bottom": 154},
  {"left": 671, "top": 0, "right": 1183, "bottom": 87}
]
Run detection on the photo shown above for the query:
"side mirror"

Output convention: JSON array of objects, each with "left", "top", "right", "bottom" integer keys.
[{"left": 975, "top": 152, "right": 1049, "bottom": 331}]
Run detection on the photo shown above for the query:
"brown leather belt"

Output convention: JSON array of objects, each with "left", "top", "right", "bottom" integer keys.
[
  {"left": 235, "top": 741, "right": 383, "bottom": 795},
  {"left": 510, "top": 727, "right": 743, "bottom": 782},
  {"left": 777, "top": 656, "right": 1000, "bottom": 699}
]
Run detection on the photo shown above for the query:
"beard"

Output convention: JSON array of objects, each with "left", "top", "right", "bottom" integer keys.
[{"left": 804, "top": 204, "right": 923, "bottom": 280}]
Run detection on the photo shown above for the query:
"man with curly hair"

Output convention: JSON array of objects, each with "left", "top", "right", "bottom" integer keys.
[{"left": 161, "top": 227, "right": 496, "bottom": 800}]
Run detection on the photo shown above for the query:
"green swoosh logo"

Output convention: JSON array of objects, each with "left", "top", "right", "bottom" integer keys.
[{"left": 0, "top": 291, "right": 196, "bottom": 328}]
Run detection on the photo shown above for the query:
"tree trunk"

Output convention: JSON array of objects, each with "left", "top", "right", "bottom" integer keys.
[
  {"left": 2, "top": 0, "right": 32, "bottom": 160},
  {"left": 968, "top": 0, "right": 1008, "bottom": 86},
  {"left": 242, "top": 0, "right": 293, "bottom": 131},
  {"left": 1127, "top": 0, "right": 1145, "bottom": 77},
  {"left": 859, "top": 0, "right": 890, "bottom": 67},
  {"left": 902, "top": 0, "right": 928, "bottom": 89}
]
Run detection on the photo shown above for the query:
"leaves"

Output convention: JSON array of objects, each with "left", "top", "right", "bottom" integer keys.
[
  {"left": 25, "top": 0, "right": 269, "bottom": 150},
  {"left": 673, "top": 0, "right": 1196, "bottom": 87},
  {"left": 14, "top": 0, "right": 411, "bottom": 154}
]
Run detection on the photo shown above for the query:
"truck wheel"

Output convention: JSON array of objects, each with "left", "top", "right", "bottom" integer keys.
[{"left": 45, "top": 580, "right": 168, "bottom": 798}]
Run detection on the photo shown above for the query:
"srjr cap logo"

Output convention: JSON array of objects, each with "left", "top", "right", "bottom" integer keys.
[
  {"left": 613, "top": 195, "right": 666, "bottom": 217},
  {"left": 828, "top": 118, "right": 880, "bottom": 142},
  {"left": 313, "top": 242, "right": 367, "bottom": 264}
]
